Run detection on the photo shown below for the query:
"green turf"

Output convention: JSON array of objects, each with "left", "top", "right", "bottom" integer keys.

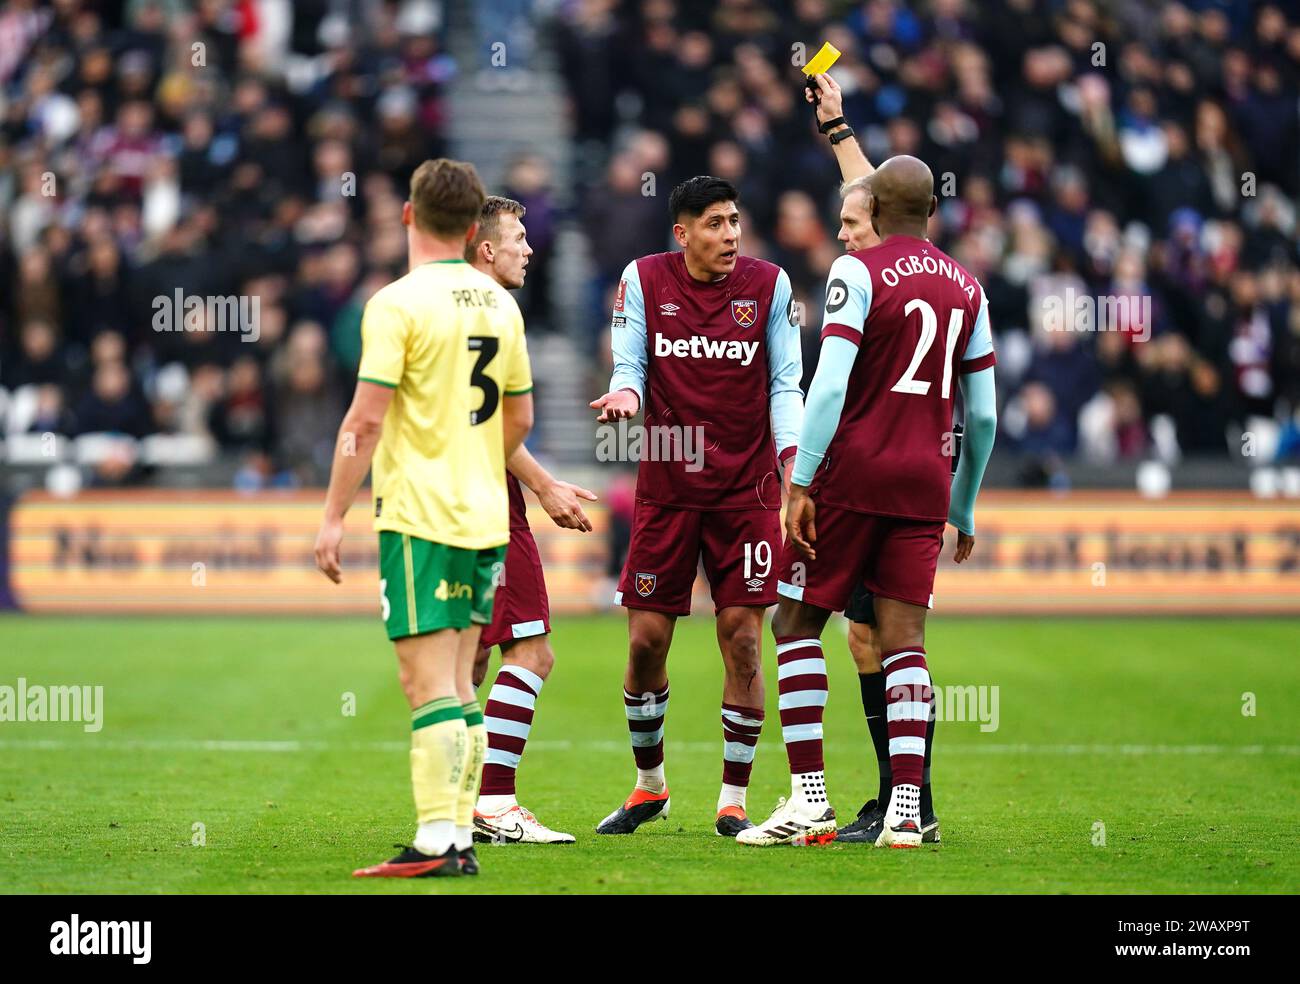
[{"left": 0, "top": 615, "right": 1296, "bottom": 894}]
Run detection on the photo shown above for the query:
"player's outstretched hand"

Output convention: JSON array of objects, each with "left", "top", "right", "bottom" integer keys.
[
  {"left": 540, "top": 480, "right": 598, "bottom": 532},
  {"left": 590, "top": 389, "right": 640, "bottom": 423},
  {"left": 786, "top": 486, "right": 817, "bottom": 561},
  {"left": 806, "top": 73, "right": 844, "bottom": 125},
  {"left": 953, "top": 530, "right": 975, "bottom": 564},
  {"left": 315, "top": 518, "right": 345, "bottom": 583}
]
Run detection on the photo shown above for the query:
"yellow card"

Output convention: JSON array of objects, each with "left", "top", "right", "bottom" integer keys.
[{"left": 803, "top": 42, "right": 841, "bottom": 77}]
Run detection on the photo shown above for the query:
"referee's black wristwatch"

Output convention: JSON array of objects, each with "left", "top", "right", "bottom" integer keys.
[{"left": 818, "top": 116, "right": 855, "bottom": 144}]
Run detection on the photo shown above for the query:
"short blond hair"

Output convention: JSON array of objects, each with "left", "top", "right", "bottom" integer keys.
[{"left": 409, "top": 158, "right": 486, "bottom": 237}]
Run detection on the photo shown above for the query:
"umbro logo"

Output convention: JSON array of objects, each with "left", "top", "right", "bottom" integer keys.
[
  {"left": 659, "top": 302, "right": 680, "bottom": 316},
  {"left": 746, "top": 577, "right": 765, "bottom": 591}
]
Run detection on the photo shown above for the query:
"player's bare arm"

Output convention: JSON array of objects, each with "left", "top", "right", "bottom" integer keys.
[
  {"left": 314, "top": 379, "right": 395, "bottom": 583},
  {"left": 806, "top": 73, "right": 873, "bottom": 182},
  {"left": 502, "top": 391, "right": 534, "bottom": 461},
  {"left": 507, "top": 443, "right": 597, "bottom": 532}
]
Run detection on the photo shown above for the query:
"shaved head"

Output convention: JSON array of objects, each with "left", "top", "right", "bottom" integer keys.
[{"left": 867, "top": 155, "right": 937, "bottom": 237}]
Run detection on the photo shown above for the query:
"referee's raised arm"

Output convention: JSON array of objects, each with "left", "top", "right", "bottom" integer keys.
[{"left": 805, "top": 73, "right": 873, "bottom": 183}]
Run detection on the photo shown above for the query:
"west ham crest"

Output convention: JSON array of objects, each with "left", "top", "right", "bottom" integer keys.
[
  {"left": 731, "top": 299, "right": 757, "bottom": 328},
  {"left": 635, "top": 572, "right": 657, "bottom": 597}
]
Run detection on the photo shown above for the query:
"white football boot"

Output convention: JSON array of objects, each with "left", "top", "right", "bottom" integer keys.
[
  {"left": 473, "top": 804, "right": 576, "bottom": 844},
  {"left": 735, "top": 796, "right": 837, "bottom": 846},
  {"left": 877, "top": 816, "right": 923, "bottom": 848},
  {"left": 878, "top": 783, "right": 923, "bottom": 848}
]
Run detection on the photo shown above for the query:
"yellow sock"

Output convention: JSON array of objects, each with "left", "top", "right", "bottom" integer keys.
[
  {"left": 458, "top": 700, "right": 487, "bottom": 828},
  {"left": 410, "top": 696, "right": 466, "bottom": 825}
]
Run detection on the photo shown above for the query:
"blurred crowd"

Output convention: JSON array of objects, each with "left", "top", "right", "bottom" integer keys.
[
  {"left": 2, "top": 1, "right": 1299, "bottom": 492},
  {"left": 1, "top": 0, "right": 457, "bottom": 486},
  {"left": 564, "top": 0, "right": 1300, "bottom": 478}
]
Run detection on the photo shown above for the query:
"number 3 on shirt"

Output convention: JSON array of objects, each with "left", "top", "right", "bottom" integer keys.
[
  {"left": 467, "top": 336, "right": 500, "bottom": 425},
  {"left": 891, "top": 298, "right": 963, "bottom": 399}
]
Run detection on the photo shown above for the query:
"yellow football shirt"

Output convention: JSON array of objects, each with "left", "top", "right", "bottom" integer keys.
[{"left": 357, "top": 259, "right": 532, "bottom": 549}]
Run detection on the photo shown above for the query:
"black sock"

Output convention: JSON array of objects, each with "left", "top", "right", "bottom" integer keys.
[
  {"left": 920, "top": 687, "right": 936, "bottom": 818},
  {"left": 859, "top": 671, "right": 890, "bottom": 806}
]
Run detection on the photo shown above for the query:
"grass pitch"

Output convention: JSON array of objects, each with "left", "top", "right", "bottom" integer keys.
[{"left": 1, "top": 614, "right": 1296, "bottom": 894}]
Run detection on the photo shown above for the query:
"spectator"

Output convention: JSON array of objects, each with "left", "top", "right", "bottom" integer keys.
[
  {"left": 1009, "top": 381, "right": 1075, "bottom": 457},
  {"left": 209, "top": 355, "right": 272, "bottom": 456},
  {"left": 70, "top": 359, "right": 153, "bottom": 438},
  {"left": 273, "top": 342, "right": 343, "bottom": 484},
  {"left": 4, "top": 320, "right": 67, "bottom": 390},
  {"left": 502, "top": 154, "right": 558, "bottom": 332}
]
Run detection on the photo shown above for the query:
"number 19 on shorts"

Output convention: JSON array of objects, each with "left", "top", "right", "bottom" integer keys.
[{"left": 743, "top": 540, "right": 772, "bottom": 580}]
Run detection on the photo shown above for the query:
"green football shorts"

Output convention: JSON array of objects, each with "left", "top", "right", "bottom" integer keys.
[{"left": 377, "top": 531, "right": 506, "bottom": 640}]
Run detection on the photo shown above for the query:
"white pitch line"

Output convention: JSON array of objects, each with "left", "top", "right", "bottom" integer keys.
[
  {"left": 941, "top": 743, "right": 1300, "bottom": 756},
  {"left": 0, "top": 738, "right": 1297, "bottom": 755}
]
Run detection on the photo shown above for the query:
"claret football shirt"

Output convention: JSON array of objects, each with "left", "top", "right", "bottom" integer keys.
[
  {"left": 801, "top": 236, "right": 995, "bottom": 522},
  {"left": 607, "top": 251, "right": 804, "bottom": 511}
]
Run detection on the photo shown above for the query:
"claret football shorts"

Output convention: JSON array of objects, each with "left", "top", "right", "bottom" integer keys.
[
  {"left": 378, "top": 532, "right": 506, "bottom": 640},
  {"left": 776, "top": 504, "right": 944, "bottom": 613},
  {"left": 480, "top": 526, "right": 551, "bottom": 649},
  {"left": 616, "top": 499, "right": 780, "bottom": 616}
]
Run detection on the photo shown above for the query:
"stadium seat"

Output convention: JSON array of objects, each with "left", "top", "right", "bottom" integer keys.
[
  {"left": 139, "top": 434, "right": 218, "bottom": 467},
  {"left": 73, "top": 433, "right": 139, "bottom": 466},
  {"left": 5, "top": 432, "right": 67, "bottom": 464},
  {"left": 3, "top": 386, "right": 39, "bottom": 436}
]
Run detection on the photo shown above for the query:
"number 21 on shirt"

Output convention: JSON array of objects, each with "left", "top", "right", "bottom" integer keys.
[{"left": 891, "top": 298, "right": 963, "bottom": 399}]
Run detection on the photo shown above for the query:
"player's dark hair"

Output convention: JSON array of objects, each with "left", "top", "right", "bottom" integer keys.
[
  {"left": 669, "top": 175, "right": 739, "bottom": 223},
  {"left": 409, "top": 158, "right": 486, "bottom": 237}
]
